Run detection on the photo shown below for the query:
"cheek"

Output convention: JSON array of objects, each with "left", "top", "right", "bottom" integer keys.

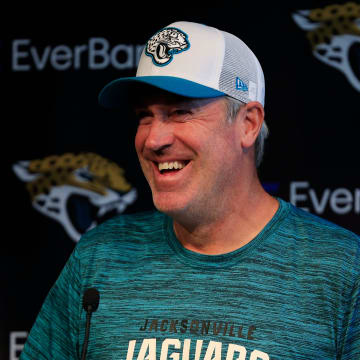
[{"left": 134, "top": 127, "right": 146, "bottom": 154}]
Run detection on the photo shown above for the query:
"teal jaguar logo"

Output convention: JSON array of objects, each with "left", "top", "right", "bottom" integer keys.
[{"left": 145, "top": 27, "right": 190, "bottom": 66}]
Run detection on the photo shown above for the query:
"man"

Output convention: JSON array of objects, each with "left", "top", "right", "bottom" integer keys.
[{"left": 21, "top": 21, "right": 359, "bottom": 360}]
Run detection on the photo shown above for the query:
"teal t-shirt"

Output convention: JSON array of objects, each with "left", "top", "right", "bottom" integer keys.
[{"left": 20, "top": 199, "right": 360, "bottom": 359}]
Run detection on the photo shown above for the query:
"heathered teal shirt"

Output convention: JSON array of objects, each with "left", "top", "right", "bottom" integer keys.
[{"left": 20, "top": 199, "right": 359, "bottom": 359}]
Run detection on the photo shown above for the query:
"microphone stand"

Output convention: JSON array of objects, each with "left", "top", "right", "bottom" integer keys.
[
  {"left": 81, "top": 305, "right": 94, "bottom": 360},
  {"left": 80, "top": 288, "right": 100, "bottom": 360}
]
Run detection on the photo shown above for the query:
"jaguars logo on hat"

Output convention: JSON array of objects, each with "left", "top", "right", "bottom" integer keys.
[{"left": 145, "top": 27, "right": 190, "bottom": 66}]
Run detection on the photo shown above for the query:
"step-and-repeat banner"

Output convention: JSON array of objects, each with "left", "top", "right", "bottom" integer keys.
[{"left": 3, "top": 2, "right": 359, "bottom": 359}]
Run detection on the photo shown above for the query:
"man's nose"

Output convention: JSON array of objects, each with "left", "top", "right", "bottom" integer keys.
[{"left": 144, "top": 117, "right": 175, "bottom": 152}]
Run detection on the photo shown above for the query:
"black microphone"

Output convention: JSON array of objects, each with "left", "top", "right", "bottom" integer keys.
[{"left": 81, "top": 288, "right": 100, "bottom": 360}]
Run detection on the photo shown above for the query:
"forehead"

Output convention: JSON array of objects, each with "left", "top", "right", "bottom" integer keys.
[{"left": 130, "top": 85, "right": 225, "bottom": 110}]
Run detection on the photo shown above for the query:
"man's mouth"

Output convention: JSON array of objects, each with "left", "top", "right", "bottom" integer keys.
[{"left": 157, "top": 160, "right": 189, "bottom": 174}]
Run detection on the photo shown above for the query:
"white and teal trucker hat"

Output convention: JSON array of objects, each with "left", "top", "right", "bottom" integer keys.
[{"left": 98, "top": 21, "right": 265, "bottom": 108}]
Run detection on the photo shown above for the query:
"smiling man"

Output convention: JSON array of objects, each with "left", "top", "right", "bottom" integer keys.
[
  {"left": 132, "top": 90, "right": 277, "bottom": 254},
  {"left": 21, "top": 21, "right": 359, "bottom": 360}
]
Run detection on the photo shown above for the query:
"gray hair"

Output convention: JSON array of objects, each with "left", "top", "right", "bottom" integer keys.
[{"left": 224, "top": 96, "right": 269, "bottom": 168}]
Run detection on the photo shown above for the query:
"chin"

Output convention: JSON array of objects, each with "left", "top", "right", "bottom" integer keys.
[{"left": 152, "top": 192, "right": 190, "bottom": 216}]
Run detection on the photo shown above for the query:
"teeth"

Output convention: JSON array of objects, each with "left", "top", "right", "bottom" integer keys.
[{"left": 158, "top": 161, "right": 186, "bottom": 171}]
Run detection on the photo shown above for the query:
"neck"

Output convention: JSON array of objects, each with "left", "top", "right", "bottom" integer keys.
[{"left": 172, "top": 178, "right": 279, "bottom": 255}]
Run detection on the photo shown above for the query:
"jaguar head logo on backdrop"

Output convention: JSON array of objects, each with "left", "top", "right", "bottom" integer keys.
[
  {"left": 292, "top": 2, "right": 360, "bottom": 92},
  {"left": 13, "top": 152, "right": 137, "bottom": 242}
]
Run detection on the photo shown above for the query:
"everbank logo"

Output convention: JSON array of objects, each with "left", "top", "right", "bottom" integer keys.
[
  {"left": 12, "top": 38, "right": 144, "bottom": 71},
  {"left": 290, "top": 181, "right": 359, "bottom": 215}
]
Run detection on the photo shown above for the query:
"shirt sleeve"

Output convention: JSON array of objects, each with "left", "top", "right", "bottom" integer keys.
[
  {"left": 20, "top": 246, "right": 82, "bottom": 360},
  {"left": 339, "top": 277, "right": 360, "bottom": 360}
]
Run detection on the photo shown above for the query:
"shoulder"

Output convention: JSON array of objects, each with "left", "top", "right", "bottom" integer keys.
[
  {"left": 281, "top": 199, "right": 359, "bottom": 245},
  {"left": 277, "top": 198, "right": 359, "bottom": 277},
  {"left": 87, "top": 210, "right": 165, "bottom": 235},
  {"left": 75, "top": 210, "right": 166, "bottom": 260}
]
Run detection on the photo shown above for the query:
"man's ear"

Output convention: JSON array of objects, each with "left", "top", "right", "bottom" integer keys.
[{"left": 238, "top": 101, "right": 265, "bottom": 149}]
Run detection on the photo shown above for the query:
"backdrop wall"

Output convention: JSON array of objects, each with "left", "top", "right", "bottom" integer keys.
[{"left": 3, "top": 2, "right": 359, "bottom": 359}]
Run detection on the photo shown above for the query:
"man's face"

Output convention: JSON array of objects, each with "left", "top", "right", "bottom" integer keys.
[{"left": 134, "top": 91, "right": 244, "bottom": 222}]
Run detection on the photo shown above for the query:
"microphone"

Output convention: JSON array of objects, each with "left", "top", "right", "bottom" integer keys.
[{"left": 81, "top": 288, "right": 100, "bottom": 360}]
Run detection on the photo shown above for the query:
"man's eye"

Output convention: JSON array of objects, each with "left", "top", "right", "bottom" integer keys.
[
  {"left": 138, "top": 118, "right": 152, "bottom": 125},
  {"left": 171, "top": 109, "right": 192, "bottom": 117},
  {"left": 135, "top": 111, "right": 152, "bottom": 124}
]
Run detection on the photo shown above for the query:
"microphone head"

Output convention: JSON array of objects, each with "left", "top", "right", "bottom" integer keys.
[{"left": 82, "top": 288, "right": 100, "bottom": 312}]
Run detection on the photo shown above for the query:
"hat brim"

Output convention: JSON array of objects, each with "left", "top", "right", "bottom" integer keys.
[{"left": 98, "top": 76, "right": 225, "bottom": 109}]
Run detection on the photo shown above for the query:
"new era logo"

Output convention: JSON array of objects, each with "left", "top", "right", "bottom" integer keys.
[{"left": 236, "top": 77, "right": 248, "bottom": 91}]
